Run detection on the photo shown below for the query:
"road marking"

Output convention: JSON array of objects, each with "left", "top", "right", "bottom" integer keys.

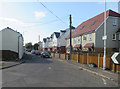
[
  {"left": 48, "top": 67, "right": 51, "bottom": 70},
  {"left": 102, "top": 78, "right": 107, "bottom": 85}
]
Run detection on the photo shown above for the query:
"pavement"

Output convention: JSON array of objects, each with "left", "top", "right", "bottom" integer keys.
[
  {"left": 2, "top": 53, "right": 118, "bottom": 87},
  {"left": 54, "top": 58, "right": 119, "bottom": 84},
  {"left": 0, "top": 55, "right": 26, "bottom": 70}
]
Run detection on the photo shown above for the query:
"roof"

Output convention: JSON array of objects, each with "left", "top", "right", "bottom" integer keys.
[
  {"left": 60, "top": 30, "right": 66, "bottom": 33},
  {"left": 74, "top": 44, "right": 81, "bottom": 48},
  {"left": 67, "top": 9, "right": 120, "bottom": 39},
  {"left": 43, "top": 38, "right": 47, "bottom": 42},
  {"left": 1, "top": 27, "right": 23, "bottom": 39},
  {"left": 54, "top": 32, "right": 60, "bottom": 38},
  {"left": 84, "top": 43, "right": 94, "bottom": 48}
]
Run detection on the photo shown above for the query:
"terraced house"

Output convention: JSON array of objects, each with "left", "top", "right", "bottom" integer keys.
[
  {"left": 66, "top": 9, "right": 120, "bottom": 53},
  {"left": 42, "top": 27, "right": 75, "bottom": 53}
]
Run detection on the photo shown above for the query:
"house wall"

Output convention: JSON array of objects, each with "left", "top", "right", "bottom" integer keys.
[
  {"left": 53, "top": 34, "right": 57, "bottom": 47},
  {"left": 0, "top": 31, "right": 2, "bottom": 60},
  {"left": 95, "top": 16, "right": 120, "bottom": 52},
  {"left": 1, "top": 28, "right": 24, "bottom": 59},
  {"left": 58, "top": 29, "right": 70, "bottom": 47},
  {"left": 82, "top": 32, "right": 95, "bottom": 47},
  {"left": 66, "top": 32, "right": 95, "bottom": 49}
]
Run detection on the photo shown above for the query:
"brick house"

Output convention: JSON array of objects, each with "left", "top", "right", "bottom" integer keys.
[{"left": 66, "top": 9, "right": 120, "bottom": 53}]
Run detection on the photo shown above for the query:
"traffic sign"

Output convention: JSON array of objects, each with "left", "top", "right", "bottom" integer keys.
[{"left": 111, "top": 52, "right": 120, "bottom": 64}]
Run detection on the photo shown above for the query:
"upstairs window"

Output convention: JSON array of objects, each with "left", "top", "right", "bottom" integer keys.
[
  {"left": 73, "top": 38, "right": 76, "bottom": 43},
  {"left": 112, "top": 34, "right": 116, "bottom": 40},
  {"left": 89, "top": 34, "right": 92, "bottom": 41},
  {"left": 113, "top": 18, "right": 117, "bottom": 26},
  {"left": 83, "top": 35, "right": 87, "bottom": 41}
]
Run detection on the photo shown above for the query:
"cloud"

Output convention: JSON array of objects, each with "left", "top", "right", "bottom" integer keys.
[
  {"left": 34, "top": 11, "right": 46, "bottom": 19},
  {"left": 0, "top": 17, "right": 35, "bottom": 28}
]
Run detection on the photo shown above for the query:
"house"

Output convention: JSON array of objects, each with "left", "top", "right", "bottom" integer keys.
[
  {"left": 58, "top": 27, "right": 75, "bottom": 53},
  {"left": 42, "top": 38, "right": 48, "bottom": 51},
  {"left": 66, "top": 9, "right": 120, "bottom": 53},
  {"left": 0, "top": 27, "right": 24, "bottom": 60}
]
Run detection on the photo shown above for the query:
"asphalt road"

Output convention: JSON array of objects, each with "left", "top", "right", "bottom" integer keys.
[{"left": 2, "top": 53, "right": 118, "bottom": 87}]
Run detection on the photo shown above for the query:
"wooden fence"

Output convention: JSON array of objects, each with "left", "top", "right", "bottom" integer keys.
[{"left": 51, "top": 52, "right": 120, "bottom": 72}]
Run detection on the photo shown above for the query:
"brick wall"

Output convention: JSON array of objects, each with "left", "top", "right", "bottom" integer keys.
[{"left": 0, "top": 50, "right": 18, "bottom": 60}]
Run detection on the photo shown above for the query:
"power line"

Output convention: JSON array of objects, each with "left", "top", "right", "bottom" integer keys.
[{"left": 38, "top": 1, "right": 67, "bottom": 25}]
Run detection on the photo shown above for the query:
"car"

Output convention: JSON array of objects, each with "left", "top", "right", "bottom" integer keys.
[
  {"left": 31, "top": 50, "right": 36, "bottom": 54},
  {"left": 35, "top": 50, "right": 41, "bottom": 55},
  {"left": 41, "top": 51, "right": 51, "bottom": 58},
  {"left": 26, "top": 49, "right": 31, "bottom": 52}
]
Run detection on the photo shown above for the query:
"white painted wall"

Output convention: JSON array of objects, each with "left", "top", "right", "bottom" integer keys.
[
  {"left": 58, "top": 30, "right": 70, "bottom": 47},
  {"left": 0, "top": 28, "right": 24, "bottom": 59}
]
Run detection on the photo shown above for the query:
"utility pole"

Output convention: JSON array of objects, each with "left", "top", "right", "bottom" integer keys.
[
  {"left": 103, "top": 0, "right": 107, "bottom": 70},
  {"left": 70, "top": 14, "right": 72, "bottom": 60}
]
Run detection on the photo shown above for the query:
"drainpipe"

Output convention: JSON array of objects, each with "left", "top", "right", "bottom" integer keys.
[{"left": 18, "top": 35, "right": 20, "bottom": 59}]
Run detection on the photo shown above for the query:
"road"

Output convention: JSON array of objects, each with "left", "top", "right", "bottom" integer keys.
[{"left": 2, "top": 53, "right": 118, "bottom": 87}]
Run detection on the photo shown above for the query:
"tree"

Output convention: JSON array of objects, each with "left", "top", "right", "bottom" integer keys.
[
  {"left": 25, "top": 42, "right": 33, "bottom": 50},
  {"left": 33, "top": 43, "right": 39, "bottom": 50}
]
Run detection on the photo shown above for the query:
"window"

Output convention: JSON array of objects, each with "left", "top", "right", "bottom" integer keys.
[
  {"left": 119, "top": 34, "right": 120, "bottom": 40},
  {"left": 89, "top": 34, "right": 92, "bottom": 41},
  {"left": 113, "top": 18, "right": 117, "bottom": 26},
  {"left": 83, "top": 35, "right": 87, "bottom": 41},
  {"left": 78, "top": 37, "right": 80, "bottom": 42},
  {"left": 73, "top": 38, "right": 76, "bottom": 43},
  {"left": 112, "top": 34, "right": 116, "bottom": 40}
]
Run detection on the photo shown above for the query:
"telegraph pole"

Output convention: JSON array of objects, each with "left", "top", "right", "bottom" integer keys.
[
  {"left": 103, "top": 0, "right": 107, "bottom": 70},
  {"left": 70, "top": 14, "right": 72, "bottom": 60}
]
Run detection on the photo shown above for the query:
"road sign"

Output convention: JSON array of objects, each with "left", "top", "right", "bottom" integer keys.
[
  {"left": 102, "top": 35, "right": 107, "bottom": 40},
  {"left": 111, "top": 52, "right": 120, "bottom": 64}
]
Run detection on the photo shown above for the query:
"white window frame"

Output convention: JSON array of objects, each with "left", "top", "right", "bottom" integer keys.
[
  {"left": 113, "top": 18, "right": 117, "bottom": 26},
  {"left": 89, "top": 34, "right": 92, "bottom": 41},
  {"left": 83, "top": 35, "right": 87, "bottom": 41},
  {"left": 112, "top": 34, "right": 116, "bottom": 40}
]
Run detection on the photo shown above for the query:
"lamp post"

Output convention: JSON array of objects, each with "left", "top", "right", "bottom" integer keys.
[{"left": 103, "top": 0, "right": 107, "bottom": 70}]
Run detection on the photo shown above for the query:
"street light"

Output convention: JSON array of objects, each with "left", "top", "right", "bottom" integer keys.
[{"left": 103, "top": 0, "right": 107, "bottom": 70}]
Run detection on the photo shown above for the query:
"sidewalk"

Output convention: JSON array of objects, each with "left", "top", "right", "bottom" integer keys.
[
  {"left": 56, "top": 58, "right": 119, "bottom": 84},
  {"left": 0, "top": 60, "right": 25, "bottom": 70},
  {"left": 0, "top": 54, "right": 26, "bottom": 70}
]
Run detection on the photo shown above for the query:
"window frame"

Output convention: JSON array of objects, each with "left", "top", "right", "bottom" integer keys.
[
  {"left": 89, "top": 33, "right": 92, "bottom": 41},
  {"left": 113, "top": 18, "right": 117, "bottom": 26},
  {"left": 112, "top": 34, "right": 116, "bottom": 40}
]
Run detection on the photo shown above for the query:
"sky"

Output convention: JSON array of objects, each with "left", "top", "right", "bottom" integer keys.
[{"left": 0, "top": 1, "right": 119, "bottom": 45}]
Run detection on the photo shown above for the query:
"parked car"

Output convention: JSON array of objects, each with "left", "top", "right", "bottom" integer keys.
[
  {"left": 41, "top": 51, "right": 50, "bottom": 58},
  {"left": 26, "top": 49, "right": 31, "bottom": 52},
  {"left": 31, "top": 50, "right": 36, "bottom": 54},
  {"left": 35, "top": 50, "right": 41, "bottom": 55}
]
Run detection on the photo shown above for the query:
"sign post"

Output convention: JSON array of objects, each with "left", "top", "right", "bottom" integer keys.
[{"left": 111, "top": 52, "right": 120, "bottom": 72}]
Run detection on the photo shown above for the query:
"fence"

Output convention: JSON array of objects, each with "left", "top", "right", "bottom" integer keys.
[{"left": 51, "top": 52, "right": 120, "bottom": 72}]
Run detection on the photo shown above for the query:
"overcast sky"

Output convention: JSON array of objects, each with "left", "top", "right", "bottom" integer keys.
[{"left": 0, "top": 1, "right": 119, "bottom": 45}]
